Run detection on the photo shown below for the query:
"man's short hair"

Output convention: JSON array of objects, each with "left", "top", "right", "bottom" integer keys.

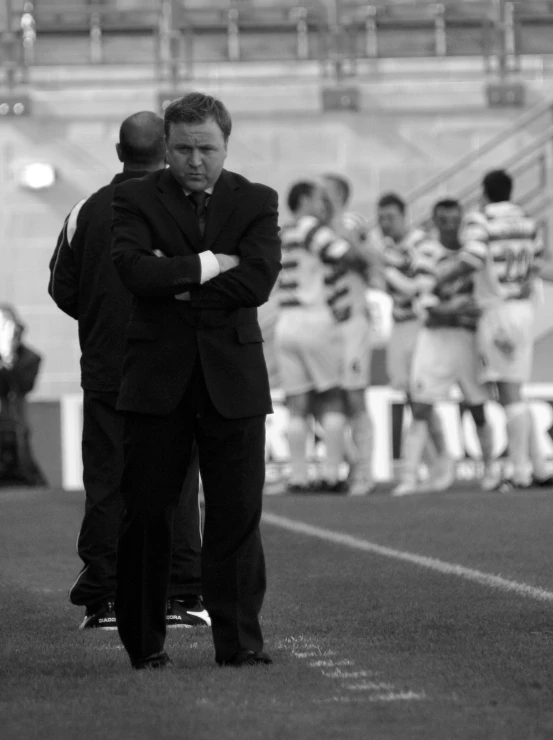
[
  {"left": 482, "top": 169, "right": 513, "bottom": 203},
  {"left": 287, "top": 180, "right": 316, "bottom": 213},
  {"left": 164, "top": 92, "right": 232, "bottom": 141},
  {"left": 322, "top": 173, "right": 350, "bottom": 206},
  {"left": 118, "top": 111, "right": 165, "bottom": 167},
  {"left": 432, "top": 198, "right": 462, "bottom": 217},
  {"left": 377, "top": 192, "right": 406, "bottom": 214}
]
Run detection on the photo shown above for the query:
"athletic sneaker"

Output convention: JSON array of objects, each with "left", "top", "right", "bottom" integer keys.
[
  {"left": 79, "top": 601, "right": 117, "bottom": 631},
  {"left": 318, "top": 479, "right": 349, "bottom": 494},
  {"left": 532, "top": 474, "right": 553, "bottom": 488},
  {"left": 286, "top": 481, "right": 316, "bottom": 494},
  {"left": 510, "top": 476, "right": 533, "bottom": 491},
  {"left": 166, "top": 597, "right": 211, "bottom": 628},
  {"left": 390, "top": 480, "right": 420, "bottom": 497},
  {"left": 348, "top": 478, "right": 376, "bottom": 496},
  {"left": 481, "top": 464, "right": 503, "bottom": 492}
]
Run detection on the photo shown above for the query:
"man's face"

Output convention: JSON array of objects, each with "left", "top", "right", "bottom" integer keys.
[
  {"left": 434, "top": 206, "right": 462, "bottom": 247},
  {"left": 305, "top": 186, "right": 329, "bottom": 222},
  {"left": 321, "top": 179, "right": 343, "bottom": 217},
  {"left": 165, "top": 118, "right": 227, "bottom": 191},
  {"left": 378, "top": 205, "right": 405, "bottom": 241}
]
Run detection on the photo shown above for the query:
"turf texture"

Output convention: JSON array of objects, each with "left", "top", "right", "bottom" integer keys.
[{"left": 2, "top": 485, "right": 553, "bottom": 739}]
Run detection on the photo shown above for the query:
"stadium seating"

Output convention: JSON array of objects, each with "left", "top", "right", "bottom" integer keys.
[{"left": 1, "top": 1, "right": 550, "bottom": 67}]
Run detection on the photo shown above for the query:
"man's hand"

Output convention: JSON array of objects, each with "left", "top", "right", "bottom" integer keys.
[{"left": 215, "top": 254, "right": 240, "bottom": 273}]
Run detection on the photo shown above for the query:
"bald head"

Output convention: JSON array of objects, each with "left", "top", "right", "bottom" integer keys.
[{"left": 116, "top": 111, "right": 166, "bottom": 171}]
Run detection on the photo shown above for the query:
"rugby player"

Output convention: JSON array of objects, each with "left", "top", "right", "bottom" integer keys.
[
  {"left": 395, "top": 198, "right": 496, "bottom": 495},
  {"left": 434, "top": 170, "right": 545, "bottom": 488},
  {"left": 274, "top": 180, "right": 368, "bottom": 494},
  {"left": 375, "top": 193, "right": 451, "bottom": 494},
  {"left": 320, "top": 173, "right": 377, "bottom": 495}
]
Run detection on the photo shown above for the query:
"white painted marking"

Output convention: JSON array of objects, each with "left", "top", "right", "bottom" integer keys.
[
  {"left": 368, "top": 691, "right": 426, "bottom": 702},
  {"left": 345, "top": 681, "right": 395, "bottom": 691},
  {"left": 323, "top": 670, "right": 376, "bottom": 679},
  {"left": 281, "top": 634, "right": 426, "bottom": 704},
  {"left": 263, "top": 513, "right": 553, "bottom": 603},
  {"left": 310, "top": 660, "right": 353, "bottom": 667}
]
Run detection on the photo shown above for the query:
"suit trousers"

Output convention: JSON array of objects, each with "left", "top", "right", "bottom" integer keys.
[
  {"left": 115, "top": 363, "right": 267, "bottom": 666},
  {"left": 70, "top": 389, "right": 202, "bottom": 608}
]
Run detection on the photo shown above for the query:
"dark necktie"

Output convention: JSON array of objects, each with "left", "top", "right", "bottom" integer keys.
[{"left": 188, "top": 191, "right": 208, "bottom": 237}]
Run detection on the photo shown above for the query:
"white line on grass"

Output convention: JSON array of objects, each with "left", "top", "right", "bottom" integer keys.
[{"left": 263, "top": 512, "right": 553, "bottom": 603}]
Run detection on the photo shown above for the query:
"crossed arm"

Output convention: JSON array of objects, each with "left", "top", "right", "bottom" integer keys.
[{"left": 111, "top": 188, "right": 281, "bottom": 309}]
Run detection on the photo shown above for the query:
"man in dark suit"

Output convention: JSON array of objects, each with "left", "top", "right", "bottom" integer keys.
[
  {"left": 48, "top": 112, "right": 209, "bottom": 632},
  {"left": 111, "top": 92, "right": 281, "bottom": 670}
]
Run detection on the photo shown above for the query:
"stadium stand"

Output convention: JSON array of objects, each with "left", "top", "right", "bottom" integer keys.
[{"left": 0, "top": 1, "right": 550, "bottom": 68}]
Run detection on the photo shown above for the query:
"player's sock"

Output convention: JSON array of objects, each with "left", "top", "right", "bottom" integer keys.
[
  {"left": 421, "top": 437, "right": 438, "bottom": 481},
  {"left": 527, "top": 407, "right": 550, "bottom": 480},
  {"left": 322, "top": 411, "right": 346, "bottom": 483},
  {"left": 476, "top": 421, "right": 494, "bottom": 466},
  {"left": 426, "top": 408, "right": 448, "bottom": 457},
  {"left": 505, "top": 402, "right": 531, "bottom": 485},
  {"left": 349, "top": 411, "right": 373, "bottom": 485},
  {"left": 287, "top": 415, "right": 309, "bottom": 485},
  {"left": 400, "top": 420, "right": 428, "bottom": 484}
]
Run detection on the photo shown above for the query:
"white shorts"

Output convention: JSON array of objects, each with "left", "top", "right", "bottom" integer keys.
[
  {"left": 274, "top": 307, "right": 341, "bottom": 396},
  {"left": 478, "top": 300, "right": 534, "bottom": 383},
  {"left": 411, "top": 327, "right": 489, "bottom": 405},
  {"left": 338, "top": 313, "right": 372, "bottom": 391},
  {"left": 386, "top": 319, "right": 420, "bottom": 393}
]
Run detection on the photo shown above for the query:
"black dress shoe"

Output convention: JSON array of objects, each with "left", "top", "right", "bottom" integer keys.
[
  {"left": 133, "top": 651, "right": 172, "bottom": 670},
  {"left": 217, "top": 649, "right": 273, "bottom": 667}
]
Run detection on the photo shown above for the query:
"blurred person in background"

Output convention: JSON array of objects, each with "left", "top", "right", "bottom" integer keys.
[
  {"left": 275, "top": 180, "right": 368, "bottom": 494},
  {"left": 0, "top": 305, "right": 46, "bottom": 487},
  {"left": 433, "top": 170, "right": 550, "bottom": 490},
  {"left": 320, "top": 173, "right": 377, "bottom": 496},
  {"left": 395, "top": 198, "right": 495, "bottom": 495},
  {"left": 375, "top": 193, "right": 450, "bottom": 493},
  {"left": 48, "top": 111, "right": 209, "bottom": 632}
]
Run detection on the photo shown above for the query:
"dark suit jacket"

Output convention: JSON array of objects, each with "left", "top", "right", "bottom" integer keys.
[{"left": 111, "top": 167, "right": 281, "bottom": 419}]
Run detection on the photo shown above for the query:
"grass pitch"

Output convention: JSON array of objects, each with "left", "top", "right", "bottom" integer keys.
[{"left": 2, "top": 485, "right": 553, "bottom": 739}]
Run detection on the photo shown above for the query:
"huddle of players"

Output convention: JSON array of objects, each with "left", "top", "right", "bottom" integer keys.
[{"left": 274, "top": 168, "right": 551, "bottom": 495}]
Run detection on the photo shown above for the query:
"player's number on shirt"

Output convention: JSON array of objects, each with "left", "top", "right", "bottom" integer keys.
[{"left": 503, "top": 244, "right": 532, "bottom": 283}]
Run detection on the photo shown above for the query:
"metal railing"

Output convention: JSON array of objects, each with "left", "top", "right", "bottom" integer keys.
[{"left": 404, "top": 96, "right": 553, "bottom": 237}]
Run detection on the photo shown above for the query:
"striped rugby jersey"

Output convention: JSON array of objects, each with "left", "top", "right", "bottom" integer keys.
[
  {"left": 277, "top": 215, "right": 352, "bottom": 312},
  {"left": 323, "top": 210, "right": 371, "bottom": 323},
  {"left": 460, "top": 202, "right": 543, "bottom": 306},
  {"left": 412, "top": 238, "right": 479, "bottom": 331},
  {"left": 380, "top": 228, "right": 427, "bottom": 322}
]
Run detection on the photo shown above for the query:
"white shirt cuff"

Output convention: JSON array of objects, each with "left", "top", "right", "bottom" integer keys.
[{"left": 199, "top": 251, "right": 220, "bottom": 284}]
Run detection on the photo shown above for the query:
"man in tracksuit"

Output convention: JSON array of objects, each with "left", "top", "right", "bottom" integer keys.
[{"left": 48, "top": 111, "right": 210, "bottom": 630}]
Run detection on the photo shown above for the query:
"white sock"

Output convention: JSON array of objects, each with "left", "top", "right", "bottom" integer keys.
[
  {"left": 401, "top": 420, "right": 428, "bottom": 484},
  {"left": 349, "top": 412, "right": 373, "bottom": 483},
  {"left": 505, "top": 402, "right": 531, "bottom": 483},
  {"left": 322, "top": 411, "right": 346, "bottom": 483},
  {"left": 476, "top": 422, "right": 494, "bottom": 466},
  {"left": 287, "top": 415, "right": 309, "bottom": 485},
  {"left": 527, "top": 407, "right": 549, "bottom": 480},
  {"left": 427, "top": 408, "right": 448, "bottom": 457}
]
